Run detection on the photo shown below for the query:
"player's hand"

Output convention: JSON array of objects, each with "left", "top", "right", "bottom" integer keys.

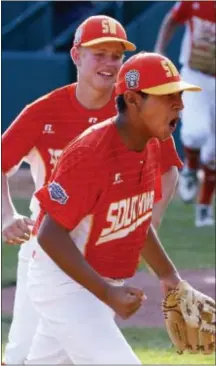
[
  {"left": 2, "top": 214, "right": 35, "bottom": 245},
  {"left": 106, "top": 285, "right": 146, "bottom": 319},
  {"left": 162, "top": 281, "right": 215, "bottom": 354}
]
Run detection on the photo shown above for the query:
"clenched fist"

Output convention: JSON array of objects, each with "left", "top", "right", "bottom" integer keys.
[
  {"left": 2, "top": 214, "right": 35, "bottom": 245},
  {"left": 105, "top": 285, "right": 146, "bottom": 319}
]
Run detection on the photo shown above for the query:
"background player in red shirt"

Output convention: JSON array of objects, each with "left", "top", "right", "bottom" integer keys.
[
  {"left": 24, "top": 52, "right": 214, "bottom": 364},
  {"left": 155, "top": 1, "right": 215, "bottom": 227},
  {"left": 2, "top": 16, "right": 182, "bottom": 364}
]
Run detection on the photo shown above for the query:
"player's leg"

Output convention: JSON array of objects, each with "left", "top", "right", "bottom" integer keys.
[
  {"left": 179, "top": 67, "right": 210, "bottom": 203},
  {"left": 26, "top": 284, "right": 141, "bottom": 364},
  {"left": 195, "top": 166, "right": 215, "bottom": 227},
  {"left": 4, "top": 240, "right": 39, "bottom": 364},
  {"left": 196, "top": 101, "right": 215, "bottom": 227},
  {"left": 26, "top": 318, "right": 72, "bottom": 365}
]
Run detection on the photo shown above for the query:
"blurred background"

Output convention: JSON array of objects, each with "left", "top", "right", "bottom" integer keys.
[
  {"left": 2, "top": 0, "right": 185, "bottom": 157},
  {"left": 1, "top": 2, "right": 215, "bottom": 364}
]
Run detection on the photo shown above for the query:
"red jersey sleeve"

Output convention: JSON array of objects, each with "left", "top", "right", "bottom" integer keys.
[
  {"left": 160, "top": 136, "right": 183, "bottom": 175},
  {"left": 170, "top": 1, "right": 192, "bottom": 24},
  {"left": 35, "top": 145, "right": 100, "bottom": 230},
  {"left": 2, "top": 104, "right": 43, "bottom": 173}
]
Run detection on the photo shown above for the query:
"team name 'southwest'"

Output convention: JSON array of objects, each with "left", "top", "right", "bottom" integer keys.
[{"left": 96, "top": 191, "right": 154, "bottom": 245}]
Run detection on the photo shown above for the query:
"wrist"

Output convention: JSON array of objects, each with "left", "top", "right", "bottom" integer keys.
[
  {"left": 160, "top": 271, "right": 182, "bottom": 291},
  {"left": 96, "top": 281, "right": 113, "bottom": 304},
  {"left": 2, "top": 210, "right": 17, "bottom": 228}
]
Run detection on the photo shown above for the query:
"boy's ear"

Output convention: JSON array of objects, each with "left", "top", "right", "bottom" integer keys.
[{"left": 71, "top": 46, "right": 81, "bottom": 66}]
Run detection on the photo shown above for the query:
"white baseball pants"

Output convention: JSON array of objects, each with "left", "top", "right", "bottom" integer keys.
[
  {"left": 25, "top": 240, "right": 141, "bottom": 364},
  {"left": 4, "top": 238, "right": 39, "bottom": 364},
  {"left": 180, "top": 66, "right": 215, "bottom": 168}
]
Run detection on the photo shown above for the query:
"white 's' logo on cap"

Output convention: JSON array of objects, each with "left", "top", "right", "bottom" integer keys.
[
  {"left": 74, "top": 27, "right": 83, "bottom": 45},
  {"left": 125, "top": 69, "right": 140, "bottom": 89}
]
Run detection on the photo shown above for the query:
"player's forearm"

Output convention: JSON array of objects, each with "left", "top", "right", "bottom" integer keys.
[
  {"left": 141, "top": 225, "right": 182, "bottom": 288},
  {"left": 154, "top": 13, "right": 178, "bottom": 54},
  {"left": 38, "top": 214, "right": 110, "bottom": 303},
  {"left": 2, "top": 172, "right": 17, "bottom": 226},
  {"left": 152, "top": 166, "right": 178, "bottom": 230}
]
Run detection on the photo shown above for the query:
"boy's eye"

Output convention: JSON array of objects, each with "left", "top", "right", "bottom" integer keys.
[
  {"left": 112, "top": 54, "right": 123, "bottom": 61},
  {"left": 93, "top": 52, "right": 124, "bottom": 61}
]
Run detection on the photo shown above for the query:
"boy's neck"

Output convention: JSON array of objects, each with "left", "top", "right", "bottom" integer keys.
[
  {"left": 114, "top": 114, "right": 150, "bottom": 152},
  {"left": 75, "top": 80, "right": 114, "bottom": 110}
]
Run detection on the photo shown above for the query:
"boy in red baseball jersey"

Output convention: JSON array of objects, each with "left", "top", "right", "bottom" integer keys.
[
  {"left": 25, "top": 53, "right": 202, "bottom": 364},
  {"left": 2, "top": 16, "right": 134, "bottom": 364},
  {"left": 2, "top": 15, "right": 181, "bottom": 364}
]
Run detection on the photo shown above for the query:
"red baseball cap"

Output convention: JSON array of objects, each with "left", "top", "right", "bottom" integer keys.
[
  {"left": 116, "top": 52, "right": 201, "bottom": 95},
  {"left": 73, "top": 15, "right": 136, "bottom": 51}
]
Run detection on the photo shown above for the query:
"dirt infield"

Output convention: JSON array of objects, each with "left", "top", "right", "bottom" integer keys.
[{"left": 2, "top": 269, "right": 215, "bottom": 328}]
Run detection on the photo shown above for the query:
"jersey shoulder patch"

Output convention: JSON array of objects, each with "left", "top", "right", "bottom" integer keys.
[{"left": 48, "top": 182, "right": 69, "bottom": 205}]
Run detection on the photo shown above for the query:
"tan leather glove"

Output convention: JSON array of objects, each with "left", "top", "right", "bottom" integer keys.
[{"left": 162, "top": 281, "right": 215, "bottom": 354}]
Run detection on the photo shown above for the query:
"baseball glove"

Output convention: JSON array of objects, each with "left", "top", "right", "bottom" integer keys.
[{"left": 162, "top": 281, "right": 215, "bottom": 354}]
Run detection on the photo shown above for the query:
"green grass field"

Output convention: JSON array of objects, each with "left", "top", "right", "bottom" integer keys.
[
  {"left": 1, "top": 318, "right": 214, "bottom": 364},
  {"left": 2, "top": 197, "right": 215, "bottom": 364}
]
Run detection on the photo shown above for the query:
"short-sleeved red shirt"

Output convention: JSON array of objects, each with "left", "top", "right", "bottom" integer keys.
[
  {"left": 2, "top": 83, "right": 182, "bottom": 218},
  {"left": 34, "top": 119, "right": 162, "bottom": 278}
]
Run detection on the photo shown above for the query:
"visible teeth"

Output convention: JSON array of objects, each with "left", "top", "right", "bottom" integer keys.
[{"left": 99, "top": 72, "right": 112, "bottom": 76}]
